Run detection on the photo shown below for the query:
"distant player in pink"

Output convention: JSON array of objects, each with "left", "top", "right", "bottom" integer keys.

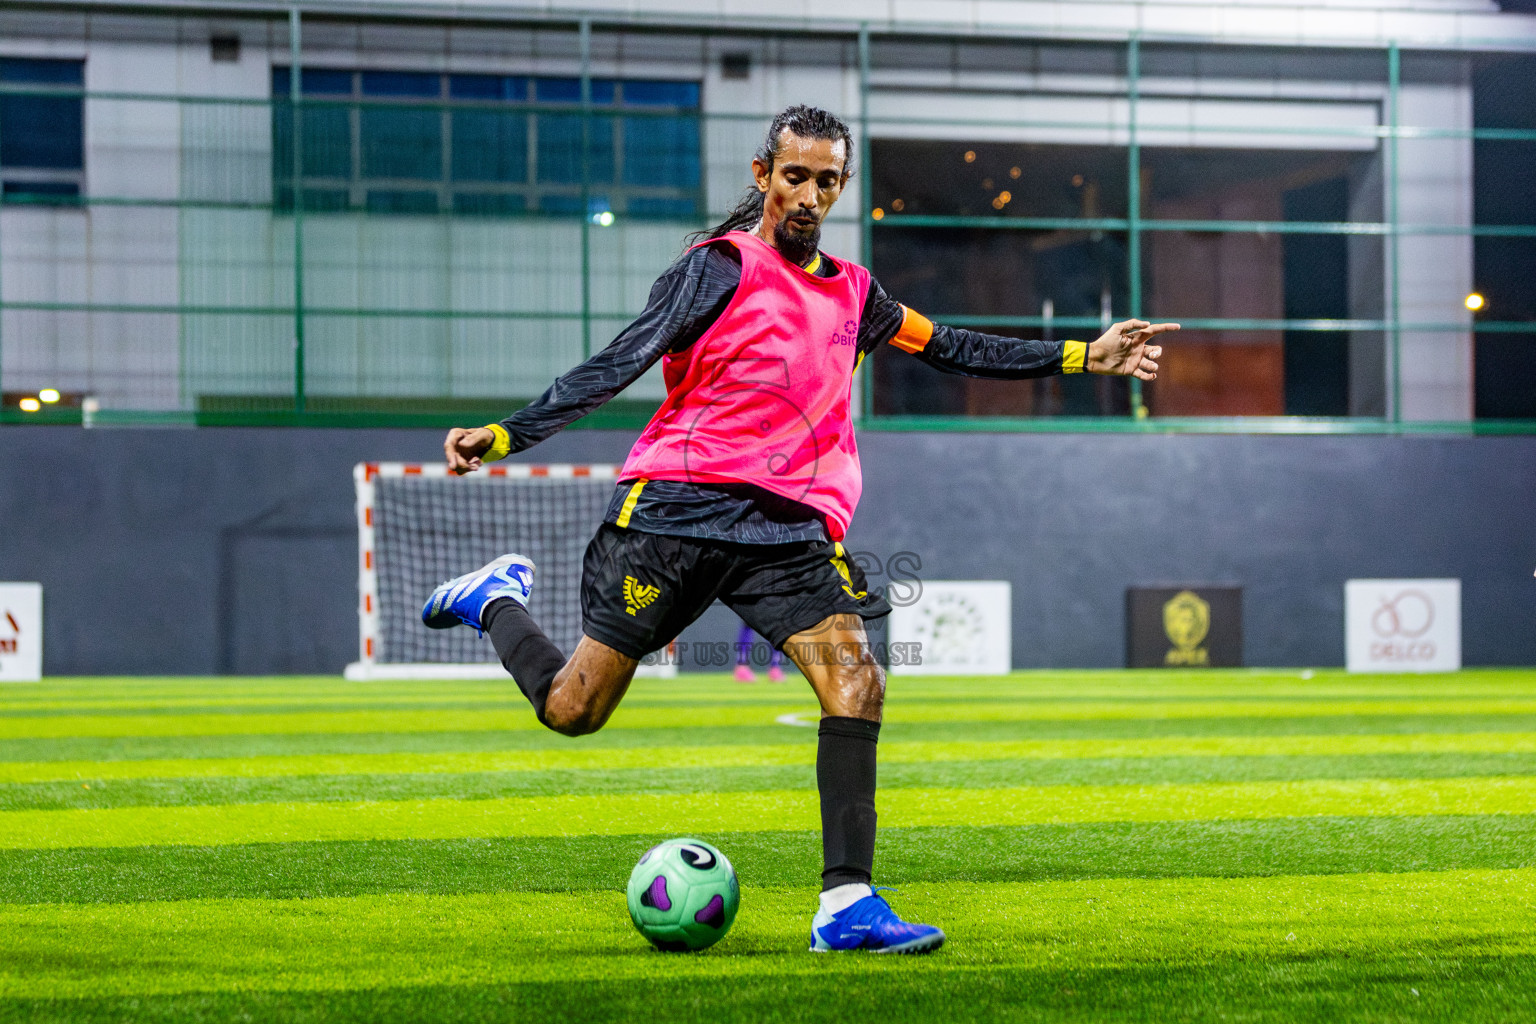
[{"left": 424, "top": 106, "right": 1175, "bottom": 953}]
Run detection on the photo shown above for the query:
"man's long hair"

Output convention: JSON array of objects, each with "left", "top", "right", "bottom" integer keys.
[{"left": 688, "top": 105, "right": 855, "bottom": 246}]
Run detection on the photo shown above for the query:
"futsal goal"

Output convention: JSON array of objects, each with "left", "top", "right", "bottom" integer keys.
[{"left": 345, "top": 462, "right": 676, "bottom": 680}]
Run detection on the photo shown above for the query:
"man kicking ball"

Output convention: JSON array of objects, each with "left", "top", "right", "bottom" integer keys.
[{"left": 423, "top": 105, "right": 1176, "bottom": 954}]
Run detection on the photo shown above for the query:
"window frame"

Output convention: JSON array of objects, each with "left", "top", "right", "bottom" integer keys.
[
  {"left": 0, "top": 56, "right": 86, "bottom": 204},
  {"left": 271, "top": 67, "right": 703, "bottom": 218}
]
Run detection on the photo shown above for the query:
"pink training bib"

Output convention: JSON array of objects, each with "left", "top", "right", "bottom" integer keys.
[{"left": 620, "top": 230, "right": 872, "bottom": 540}]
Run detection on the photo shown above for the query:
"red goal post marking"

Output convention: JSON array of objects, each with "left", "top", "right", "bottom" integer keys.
[{"left": 352, "top": 462, "right": 622, "bottom": 672}]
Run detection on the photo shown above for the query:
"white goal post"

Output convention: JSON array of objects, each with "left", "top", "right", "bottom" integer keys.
[{"left": 345, "top": 461, "right": 675, "bottom": 680}]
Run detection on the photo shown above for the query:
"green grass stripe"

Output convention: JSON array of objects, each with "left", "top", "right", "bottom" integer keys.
[
  {"left": 5, "top": 667, "right": 1532, "bottom": 704},
  {"left": 5, "top": 816, "right": 1535, "bottom": 905},
  {"left": 7, "top": 775, "right": 1536, "bottom": 850},
  {"left": 8, "top": 731, "right": 1536, "bottom": 783},
  {"left": 17, "top": 715, "right": 1536, "bottom": 766},
  {"left": 10, "top": 697, "right": 1536, "bottom": 739},
  {"left": 10, "top": 957, "right": 1536, "bottom": 1024},
  {"left": 2, "top": 870, "right": 1533, "bottom": 1001},
  {"left": 13, "top": 753, "right": 1536, "bottom": 812}
]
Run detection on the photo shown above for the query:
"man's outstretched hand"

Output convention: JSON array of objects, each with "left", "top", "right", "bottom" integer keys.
[
  {"left": 444, "top": 426, "right": 495, "bottom": 475},
  {"left": 1086, "top": 319, "right": 1179, "bottom": 380}
]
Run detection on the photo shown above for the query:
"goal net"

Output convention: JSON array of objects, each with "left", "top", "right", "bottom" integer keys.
[{"left": 344, "top": 462, "right": 674, "bottom": 680}]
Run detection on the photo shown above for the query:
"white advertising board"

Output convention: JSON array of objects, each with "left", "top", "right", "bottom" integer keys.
[
  {"left": 888, "top": 581, "right": 1011, "bottom": 676},
  {"left": 0, "top": 583, "right": 42, "bottom": 682},
  {"left": 1345, "top": 579, "right": 1460, "bottom": 673}
]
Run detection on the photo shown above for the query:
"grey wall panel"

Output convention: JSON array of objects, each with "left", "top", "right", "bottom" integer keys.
[
  {"left": 1, "top": 427, "right": 1531, "bottom": 674},
  {"left": 853, "top": 433, "right": 1535, "bottom": 668}
]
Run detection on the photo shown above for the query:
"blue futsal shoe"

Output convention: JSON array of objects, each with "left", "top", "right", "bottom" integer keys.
[
  {"left": 809, "top": 889, "right": 945, "bottom": 954},
  {"left": 421, "top": 554, "right": 535, "bottom": 633}
]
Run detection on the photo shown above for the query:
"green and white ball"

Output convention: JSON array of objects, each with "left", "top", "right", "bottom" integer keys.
[{"left": 626, "top": 838, "right": 740, "bottom": 951}]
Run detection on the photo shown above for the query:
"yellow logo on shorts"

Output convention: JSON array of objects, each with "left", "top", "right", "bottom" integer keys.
[
  {"left": 623, "top": 576, "right": 661, "bottom": 616},
  {"left": 829, "top": 543, "right": 866, "bottom": 600}
]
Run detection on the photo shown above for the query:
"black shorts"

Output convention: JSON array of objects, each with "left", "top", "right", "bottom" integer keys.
[{"left": 580, "top": 524, "right": 891, "bottom": 659}]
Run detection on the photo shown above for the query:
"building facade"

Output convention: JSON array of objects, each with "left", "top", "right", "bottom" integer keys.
[{"left": 2, "top": 0, "right": 1533, "bottom": 424}]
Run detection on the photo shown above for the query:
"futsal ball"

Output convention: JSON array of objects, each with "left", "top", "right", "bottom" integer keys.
[{"left": 626, "top": 838, "right": 740, "bottom": 951}]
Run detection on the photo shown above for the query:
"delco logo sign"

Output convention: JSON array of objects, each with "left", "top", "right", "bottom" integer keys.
[
  {"left": 0, "top": 583, "right": 42, "bottom": 682},
  {"left": 1345, "top": 579, "right": 1460, "bottom": 673}
]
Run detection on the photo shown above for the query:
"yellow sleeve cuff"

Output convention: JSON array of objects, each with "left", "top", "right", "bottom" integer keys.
[
  {"left": 482, "top": 423, "right": 512, "bottom": 462},
  {"left": 1062, "top": 340, "right": 1087, "bottom": 374}
]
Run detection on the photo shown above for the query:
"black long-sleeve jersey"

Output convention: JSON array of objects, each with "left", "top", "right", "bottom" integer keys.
[{"left": 485, "top": 238, "right": 1085, "bottom": 544}]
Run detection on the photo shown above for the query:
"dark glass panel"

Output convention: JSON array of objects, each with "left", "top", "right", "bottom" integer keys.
[
  {"left": 299, "top": 104, "right": 352, "bottom": 178},
  {"left": 536, "top": 113, "right": 614, "bottom": 183},
  {"left": 0, "top": 93, "right": 83, "bottom": 168},
  {"left": 622, "top": 80, "right": 699, "bottom": 107},
  {"left": 361, "top": 106, "right": 441, "bottom": 179},
  {"left": 623, "top": 115, "right": 700, "bottom": 186},
  {"left": 539, "top": 193, "right": 584, "bottom": 215},
  {"left": 453, "top": 192, "right": 526, "bottom": 215},
  {"left": 365, "top": 189, "right": 438, "bottom": 214},
  {"left": 0, "top": 58, "right": 83, "bottom": 84},
  {"left": 361, "top": 70, "right": 438, "bottom": 97},
  {"left": 1282, "top": 177, "right": 1350, "bottom": 416},
  {"left": 449, "top": 74, "right": 528, "bottom": 101},
  {"left": 535, "top": 77, "right": 615, "bottom": 104},
  {"left": 452, "top": 109, "right": 528, "bottom": 182},
  {"left": 871, "top": 140, "right": 1128, "bottom": 220},
  {"left": 2, "top": 180, "right": 81, "bottom": 203},
  {"left": 627, "top": 196, "right": 699, "bottom": 219},
  {"left": 1141, "top": 329, "right": 1285, "bottom": 417},
  {"left": 271, "top": 67, "right": 354, "bottom": 96}
]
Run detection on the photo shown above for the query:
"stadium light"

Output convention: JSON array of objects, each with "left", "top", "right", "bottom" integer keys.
[
  {"left": 38, "top": 388, "right": 61, "bottom": 403},
  {"left": 1464, "top": 292, "right": 1485, "bottom": 312},
  {"left": 19, "top": 397, "right": 41, "bottom": 412}
]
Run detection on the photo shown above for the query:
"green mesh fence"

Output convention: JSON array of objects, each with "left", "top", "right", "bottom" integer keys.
[{"left": 0, "top": 31, "right": 1532, "bottom": 432}]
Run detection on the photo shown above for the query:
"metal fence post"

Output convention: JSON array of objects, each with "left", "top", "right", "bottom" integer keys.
[
  {"left": 1127, "top": 32, "right": 1145, "bottom": 419},
  {"left": 289, "top": 4, "right": 306, "bottom": 414},
  {"left": 1387, "top": 41, "right": 1401, "bottom": 426},
  {"left": 579, "top": 17, "right": 593, "bottom": 360},
  {"left": 858, "top": 23, "right": 873, "bottom": 419}
]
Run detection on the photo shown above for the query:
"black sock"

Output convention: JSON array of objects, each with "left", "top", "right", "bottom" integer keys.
[
  {"left": 483, "top": 598, "right": 564, "bottom": 724},
  {"left": 817, "top": 716, "right": 880, "bottom": 890}
]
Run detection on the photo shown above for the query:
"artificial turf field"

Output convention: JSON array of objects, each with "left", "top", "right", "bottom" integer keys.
[{"left": 3, "top": 670, "right": 1535, "bottom": 1022}]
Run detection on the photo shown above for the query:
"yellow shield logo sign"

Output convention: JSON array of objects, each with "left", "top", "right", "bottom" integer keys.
[{"left": 1162, "top": 590, "right": 1211, "bottom": 666}]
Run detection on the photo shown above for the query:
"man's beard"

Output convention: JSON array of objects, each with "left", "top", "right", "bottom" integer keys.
[{"left": 772, "top": 215, "right": 821, "bottom": 266}]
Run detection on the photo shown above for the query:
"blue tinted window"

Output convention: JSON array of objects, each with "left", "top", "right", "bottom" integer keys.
[
  {"left": 366, "top": 190, "right": 438, "bottom": 214},
  {"left": 361, "top": 107, "right": 441, "bottom": 178},
  {"left": 539, "top": 194, "right": 585, "bottom": 215},
  {"left": 537, "top": 114, "right": 614, "bottom": 183},
  {"left": 623, "top": 115, "right": 700, "bottom": 187},
  {"left": 271, "top": 67, "right": 353, "bottom": 96},
  {"left": 452, "top": 109, "right": 527, "bottom": 182},
  {"left": 271, "top": 67, "right": 698, "bottom": 217},
  {"left": 622, "top": 80, "right": 699, "bottom": 108},
  {"left": 361, "top": 71, "right": 437, "bottom": 97},
  {"left": 272, "top": 68, "right": 354, "bottom": 96},
  {"left": 3, "top": 180, "right": 81, "bottom": 203},
  {"left": 299, "top": 107, "right": 353, "bottom": 177},
  {"left": 536, "top": 78, "right": 580, "bottom": 103},
  {"left": 454, "top": 192, "right": 526, "bottom": 215},
  {"left": 0, "top": 58, "right": 85, "bottom": 170},
  {"left": 627, "top": 196, "right": 698, "bottom": 219},
  {"left": 301, "top": 189, "right": 350, "bottom": 212},
  {"left": 0, "top": 58, "right": 83, "bottom": 85},
  {"left": 535, "top": 78, "right": 616, "bottom": 104},
  {"left": 450, "top": 74, "right": 527, "bottom": 101}
]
